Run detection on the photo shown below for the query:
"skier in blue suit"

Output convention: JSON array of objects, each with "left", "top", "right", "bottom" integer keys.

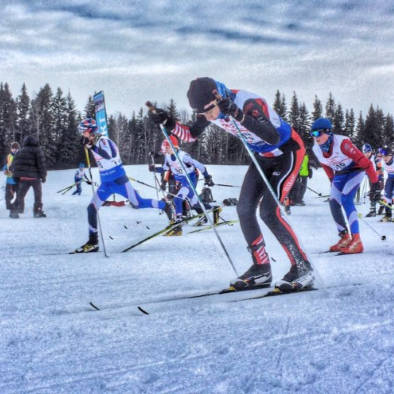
[{"left": 74, "top": 118, "right": 174, "bottom": 253}]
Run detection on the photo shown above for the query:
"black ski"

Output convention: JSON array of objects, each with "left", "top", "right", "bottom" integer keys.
[
  {"left": 89, "top": 284, "right": 271, "bottom": 312},
  {"left": 233, "top": 286, "right": 318, "bottom": 302},
  {"left": 121, "top": 209, "right": 216, "bottom": 253},
  {"left": 187, "top": 220, "right": 238, "bottom": 234}
]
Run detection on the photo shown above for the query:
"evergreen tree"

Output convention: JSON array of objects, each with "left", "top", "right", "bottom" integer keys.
[
  {"left": 52, "top": 87, "right": 68, "bottom": 166},
  {"left": 29, "top": 84, "right": 55, "bottom": 166},
  {"left": 298, "top": 102, "right": 311, "bottom": 148},
  {"left": 355, "top": 111, "right": 365, "bottom": 146},
  {"left": 273, "top": 90, "right": 287, "bottom": 120},
  {"left": 0, "top": 83, "right": 17, "bottom": 159},
  {"left": 344, "top": 109, "right": 356, "bottom": 138},
  {"left": 289, "top": 91, "right": 301, "bottom": 132},
  {"left": 57, "top": 93, "right": 80, "bottom": 167},
  {"left": 311, "top": 95, "right": 322, "bottom": 121},
  {"left": 333, "top": 104, "right": 344, "bottom": 134},
  {"left": 325, "top": 92, "right": 336, "bottom": 121},
  {"left": 84, "top": 95, "right": 96, "bottom": 118},
  {"left": 16, "top": 83, "right": 30, "bottom": 143},
  {"left": 383, "top": 114, "right": 394, "bottom": 148}
]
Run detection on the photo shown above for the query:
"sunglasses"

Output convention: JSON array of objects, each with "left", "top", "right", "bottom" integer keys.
[
  {"left": 310, "top": 129, "right": 328, "bottom": 137},
  {"left": 197, "top": 102, "right": 218, "bottom": 115}
]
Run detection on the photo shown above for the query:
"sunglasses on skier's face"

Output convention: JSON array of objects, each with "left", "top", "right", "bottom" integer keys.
[{"left": 310, "top": 129, "right": 328, "bottom": 137}]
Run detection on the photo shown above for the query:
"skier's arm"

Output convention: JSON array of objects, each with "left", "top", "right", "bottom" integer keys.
[
  {"left": 183, "top": 154, "right": 208, "bottom": 176},
  {"left": 239, "top": 99, "right": 280, "bottom": 145},
  {"left": 340, "top": 139, "right": 378, "bottom": 183},
  {"left": 322, "top": 164, "right": 334, "bottom": 182},
  {"left": 171, "top": 115, "right": 210, "bottom": 142}
]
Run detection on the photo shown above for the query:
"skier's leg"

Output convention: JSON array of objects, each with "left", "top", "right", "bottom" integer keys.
[
  {"left": 15, "top": 180, "right": 30, "bottom": 214},
  {"left": 340, "top": 172, "right": 365, "bottom": 234},
  {"left": 338, "top": 172, "right": 365, "bottom": 253},
  {"left": 32, "top": 179, "right": 43, "bottom": 215},
  {"left": 329, "top": 175, "right": 348, "bottom": 233},
  {"left": 121, "top": 179, "right": 164, "bottom": 209},
  {"left": 87, "top": 182, "right": 112, "bottom": 243},
  {"left": 259, "top": 150, "right": 309, "bottom": 268}
]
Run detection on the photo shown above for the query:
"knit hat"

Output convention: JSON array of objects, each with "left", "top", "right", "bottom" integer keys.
[
  {"left": 187, "top": 77, "right": 218, "bottom": 113},
  {"left": 311, "top": 118, "right": 332, "bottom": 132}
]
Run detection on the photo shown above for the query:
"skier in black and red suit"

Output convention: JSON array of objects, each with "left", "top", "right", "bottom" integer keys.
[{"left": 149, "top": 77, "right": 314, "bottom": 292}]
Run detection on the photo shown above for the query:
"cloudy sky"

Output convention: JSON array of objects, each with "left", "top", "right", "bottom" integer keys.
[{"left": 1, "top": 0, "right": 394, "bottom": 117}]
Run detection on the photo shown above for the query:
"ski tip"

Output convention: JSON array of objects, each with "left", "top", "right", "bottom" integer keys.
[
  {"left": 137, "top": 306, "right": 149, "bottom": 315},
  {"left": 89, "top": 302, "right": 100, "bottom": 311}
]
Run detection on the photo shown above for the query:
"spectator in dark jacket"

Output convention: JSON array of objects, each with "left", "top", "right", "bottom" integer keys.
[{"left": 10, "top": 135, "right": 47, "bottom": 218}]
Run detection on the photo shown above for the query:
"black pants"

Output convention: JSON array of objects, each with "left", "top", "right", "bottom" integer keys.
[
  {"left": 237, "top": 136, "right": 308, "bottom": 266},
  {"left": 5, "top": 183, "right": 17, "bottom": 210},
  {"left": 296, "top": 176, "right": 308, "bottom": 203},
  {"left": 14, "top": 179, "right": 43, "bottom": 214}
]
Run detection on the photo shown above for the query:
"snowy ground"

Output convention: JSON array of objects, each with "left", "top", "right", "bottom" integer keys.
[{"left": 0, "top": 165, "right": 393, "bottom": 393}]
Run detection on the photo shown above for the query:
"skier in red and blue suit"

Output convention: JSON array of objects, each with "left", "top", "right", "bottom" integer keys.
[{"left": 149, "top": 77, "right": 313, "bottom": 292}]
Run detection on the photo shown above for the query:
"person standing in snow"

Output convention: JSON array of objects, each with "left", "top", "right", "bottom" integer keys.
[
  {"left": 380, "top": 146, "right": 394, "bottom": 222},
  {"left": 361, "top": 144, "right": 383, "bottom": 217},
  {"left": 72, "top": 162, "right": 90, "bottom": 196},
  {"left": 3, "top": 141, "right": 20, "bottom": 215},
  {"left": 311, "top": 118, "right": 380, "bottom": 254},
  {"left": 74, "top": 118, "right": 175, "bottom": 253},
  {"left": 10, "top": 135, "right": 47, "bottom": 219},
  {"left": 149, "top": 77, "right": 313, "bottom": 292},
  {"left": 149, "top": 135, "right": 218, "bottom": 235}
]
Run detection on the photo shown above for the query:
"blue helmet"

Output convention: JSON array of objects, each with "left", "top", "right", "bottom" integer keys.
[
  {"left": 78, "top": 118, "right": 98, "bottom": 135},
  {"left": 311, "top": 118, "right": 332, "bottom": 133},
  {"left": 378, "top": 146, "right": 392, "bottom": 156},
  {"left": 362, "top": 143, "right": 372, "bottom": 153}
]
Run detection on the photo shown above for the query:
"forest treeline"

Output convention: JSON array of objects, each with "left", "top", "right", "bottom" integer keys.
[{"left": 0, "top": 82, "right": 393, "bottom": 169}]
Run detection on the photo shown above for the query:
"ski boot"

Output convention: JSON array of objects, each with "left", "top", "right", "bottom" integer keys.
[
  {"left": 230, "top": 237, "right": 272, "bottom": 290},
  {"left": 275, "top": 261, "right": 314, "bottom": 292},
  {"left": 194, "top": 216, "right": 208, "bottom": 227},
  {"left": 34, "top": 210, "right": 47, "bottom": 218},
  {"left": 380, "top": 206, "right": 392, "bottom": 222},
  {"left": 329, "top": 230, "right": 352, "bottom": 252},
  {"left": 377, "top": 205, "right": 385, "bottom": 215},
  {"left": 365, "top": 210, "right": 376, "bottom": 217},
  {"left": 230, "top": 263, "right": 272, "bottom": 291},
  {"left": 339, "top": 233, "right": 363, "bottom": 254},
  {"left": 213, "top": 206, "right": 222, "bottom": 225},
  {"left": 380, "top": 215, "right": 392, "bottom": 222},
  {"left": 74, "top": 234, "right": 99, "bottom": 253},
  {"left": 10, "top": 211, "right": 19, "bottom": 219},
  {"left": 164, "top": 219, "right": 183, "bottom": 236}
]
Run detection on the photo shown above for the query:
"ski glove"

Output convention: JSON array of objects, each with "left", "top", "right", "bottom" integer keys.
[
  {"left": 148, "top": 164, "right": 156, "bottom": 172},
  {"left": 217, "top": 97, "right": 244, "bottom": 122},
  {"left": 204, "top": 174, "right": 214, "bottom": 187},
  {"left": 41, "top": 177, "right": 46, "bottom": 183},
  {"left": 148, "top": 108, "right": 176, "bottom": 130}
]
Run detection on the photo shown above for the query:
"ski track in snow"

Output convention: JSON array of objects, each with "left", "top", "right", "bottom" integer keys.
[{"left": 0, "top": 165, "right": 393, "bottom": 393}]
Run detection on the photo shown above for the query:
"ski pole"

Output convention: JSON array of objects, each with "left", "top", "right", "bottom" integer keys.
[
  {"left": 197, "top": 179, "right": 240, "bottom": 188},
  {"left": 306, "top": 185, "right": 327, "bottom": 197},
  {"left": 84, "top": 147, "right": 109, "bottom": 257},
  {"left": 228, "top": 116, "right": 319, "bottom": 276},
  {"left": 146, "top": 101, "right": 238, "bottom": 276},
  {"left": 128, "top": 176, "right": 183, "bottom": 201},
  {"left": 149, "top": 151, "right": 162, "bottom": 200},
  {"left": 357, "top": 213, "right": 387, "bottom": 241},
  {"left": 379, "top": 199, "right": 393, "bottom": 210},
  {"left": 57, "top": 183, "right": 76, "bottom": 193}
]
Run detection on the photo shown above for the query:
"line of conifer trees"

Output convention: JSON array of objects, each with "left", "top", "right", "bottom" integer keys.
[{"left": 0, "top": 82, "right": 393, "bottom": 169}]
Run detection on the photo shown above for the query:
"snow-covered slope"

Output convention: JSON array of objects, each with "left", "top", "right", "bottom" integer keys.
[{"left": 1, "top": 166, "right": 393, "bottom": 393}]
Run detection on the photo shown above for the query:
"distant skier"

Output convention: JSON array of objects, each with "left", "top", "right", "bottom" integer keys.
[
  {"left": 74, "top": 118, "right": 174, "bottom": 253},
  {"left": 3, "top": 141, "right": 20, "bottom": 215},
  {"left": 380, "top": 146, "right": 393, "bottom": 222},
  {"left": 362, "top": 143, "right": 383, "bottom": 217},
  {"left": 72, "top": 163, "right": 90, "bottom": 195},
  {"left": 311, "top": 118, "right": 379, "bottom": 254},
  {"left": 149, "top": 135, "right": 218, "bottom": 235},
  {"left": 149, "top": 77, "right": 313, "bottom": 292}
]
